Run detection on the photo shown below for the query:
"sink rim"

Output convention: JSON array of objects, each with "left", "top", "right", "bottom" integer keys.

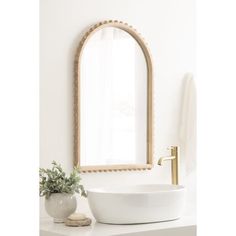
[{"left": 87, "top": 184, "right": 185, "bottom": 195}]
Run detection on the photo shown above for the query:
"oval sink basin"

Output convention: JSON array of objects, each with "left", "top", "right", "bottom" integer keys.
[{"left": 87, "top": 184, "right": 185, "bottom": 224}]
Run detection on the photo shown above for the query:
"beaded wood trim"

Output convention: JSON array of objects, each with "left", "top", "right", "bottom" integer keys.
[{"left": 74, "top": 20, "right": 153, "bottom": 173}]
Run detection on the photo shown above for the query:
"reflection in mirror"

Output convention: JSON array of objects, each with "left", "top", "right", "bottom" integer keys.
[{"left": 81, "top": 27, "right": 147, "bottom": 166}]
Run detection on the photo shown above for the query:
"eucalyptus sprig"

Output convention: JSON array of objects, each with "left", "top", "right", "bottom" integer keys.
[{"left": 39, "top": 161, "right": 87, "bottom": 199}]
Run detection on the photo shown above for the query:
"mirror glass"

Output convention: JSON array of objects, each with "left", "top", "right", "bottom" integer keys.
[{"left": 80, "top": 27, "right": 148, "bottom": 167}]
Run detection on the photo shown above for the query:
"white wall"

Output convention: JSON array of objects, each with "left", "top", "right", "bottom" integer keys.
[{"left": 40, "top": 0, "right": 195, "bottom": 218}]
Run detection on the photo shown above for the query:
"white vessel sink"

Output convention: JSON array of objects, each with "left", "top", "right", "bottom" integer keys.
[{"left": 87, "top": 184, "right": 185, "bottom": 224}]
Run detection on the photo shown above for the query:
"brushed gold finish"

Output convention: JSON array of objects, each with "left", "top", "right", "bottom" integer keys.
[
  {"left": 74, "top": 20, "right": 154, "bottom": 172},
  {"left": 158, "top": 146, "right": 179, "bottom": 185}
]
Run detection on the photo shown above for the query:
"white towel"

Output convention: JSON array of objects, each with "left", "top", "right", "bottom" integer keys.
[{"left": 179, "top": 73, "right": 196, "bottom": 175}]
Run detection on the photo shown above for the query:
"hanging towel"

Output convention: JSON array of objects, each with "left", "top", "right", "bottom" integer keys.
[{"left": 179, "top": 73, "right": 196, "bottom": 175}]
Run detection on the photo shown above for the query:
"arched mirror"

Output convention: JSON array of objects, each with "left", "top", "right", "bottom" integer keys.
[{"left": 74, "top": 20, "right": 153, "bottom": 172}]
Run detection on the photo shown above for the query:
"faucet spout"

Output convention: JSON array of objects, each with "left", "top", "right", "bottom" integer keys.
[{"left": 158, "top": 156, "right": 176, "bottom": 165}]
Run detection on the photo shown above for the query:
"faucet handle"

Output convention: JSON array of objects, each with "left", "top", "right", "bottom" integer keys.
[
  {"left": 167, "top": 146, "right": 179, "bottom": 157},
  {"left": 167, "top": 146, "right": 178, "bottom": 150}
]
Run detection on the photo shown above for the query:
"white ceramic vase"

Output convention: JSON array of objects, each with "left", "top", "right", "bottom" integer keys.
[{"left": 45, "top": 193, "right": 77, "bottom": 223}]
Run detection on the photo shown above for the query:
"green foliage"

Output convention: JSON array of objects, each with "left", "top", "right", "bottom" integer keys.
[{"left": 39, "top": 161, "right": 87, "bottom": 199}]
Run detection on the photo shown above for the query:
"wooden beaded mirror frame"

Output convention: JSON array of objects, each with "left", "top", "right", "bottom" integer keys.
[{"left": 74, "top": 20, "right": 153, "bottom": 172}]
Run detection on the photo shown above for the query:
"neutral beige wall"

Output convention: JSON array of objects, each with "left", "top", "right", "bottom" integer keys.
[{"left": 40, "top": 0, "right": 195, "bottom": 218}]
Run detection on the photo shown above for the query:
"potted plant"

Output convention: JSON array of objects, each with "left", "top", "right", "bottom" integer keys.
[{"left": 39, "top": 161, "right": 87, "bottom": 223}]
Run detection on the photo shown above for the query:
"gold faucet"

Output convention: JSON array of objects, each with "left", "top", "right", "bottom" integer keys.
[{"left": 158, "top": 146, "right": 179, "bottom": 185}]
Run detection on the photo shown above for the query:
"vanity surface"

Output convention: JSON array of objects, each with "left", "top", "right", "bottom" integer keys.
[{"left": 40, "top": 204, "right": 196, "bottom": 236}]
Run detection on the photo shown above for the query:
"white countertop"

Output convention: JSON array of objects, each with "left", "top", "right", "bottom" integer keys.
[{"left": 40, "top": 205, "right": 196, "bottom": 236}]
